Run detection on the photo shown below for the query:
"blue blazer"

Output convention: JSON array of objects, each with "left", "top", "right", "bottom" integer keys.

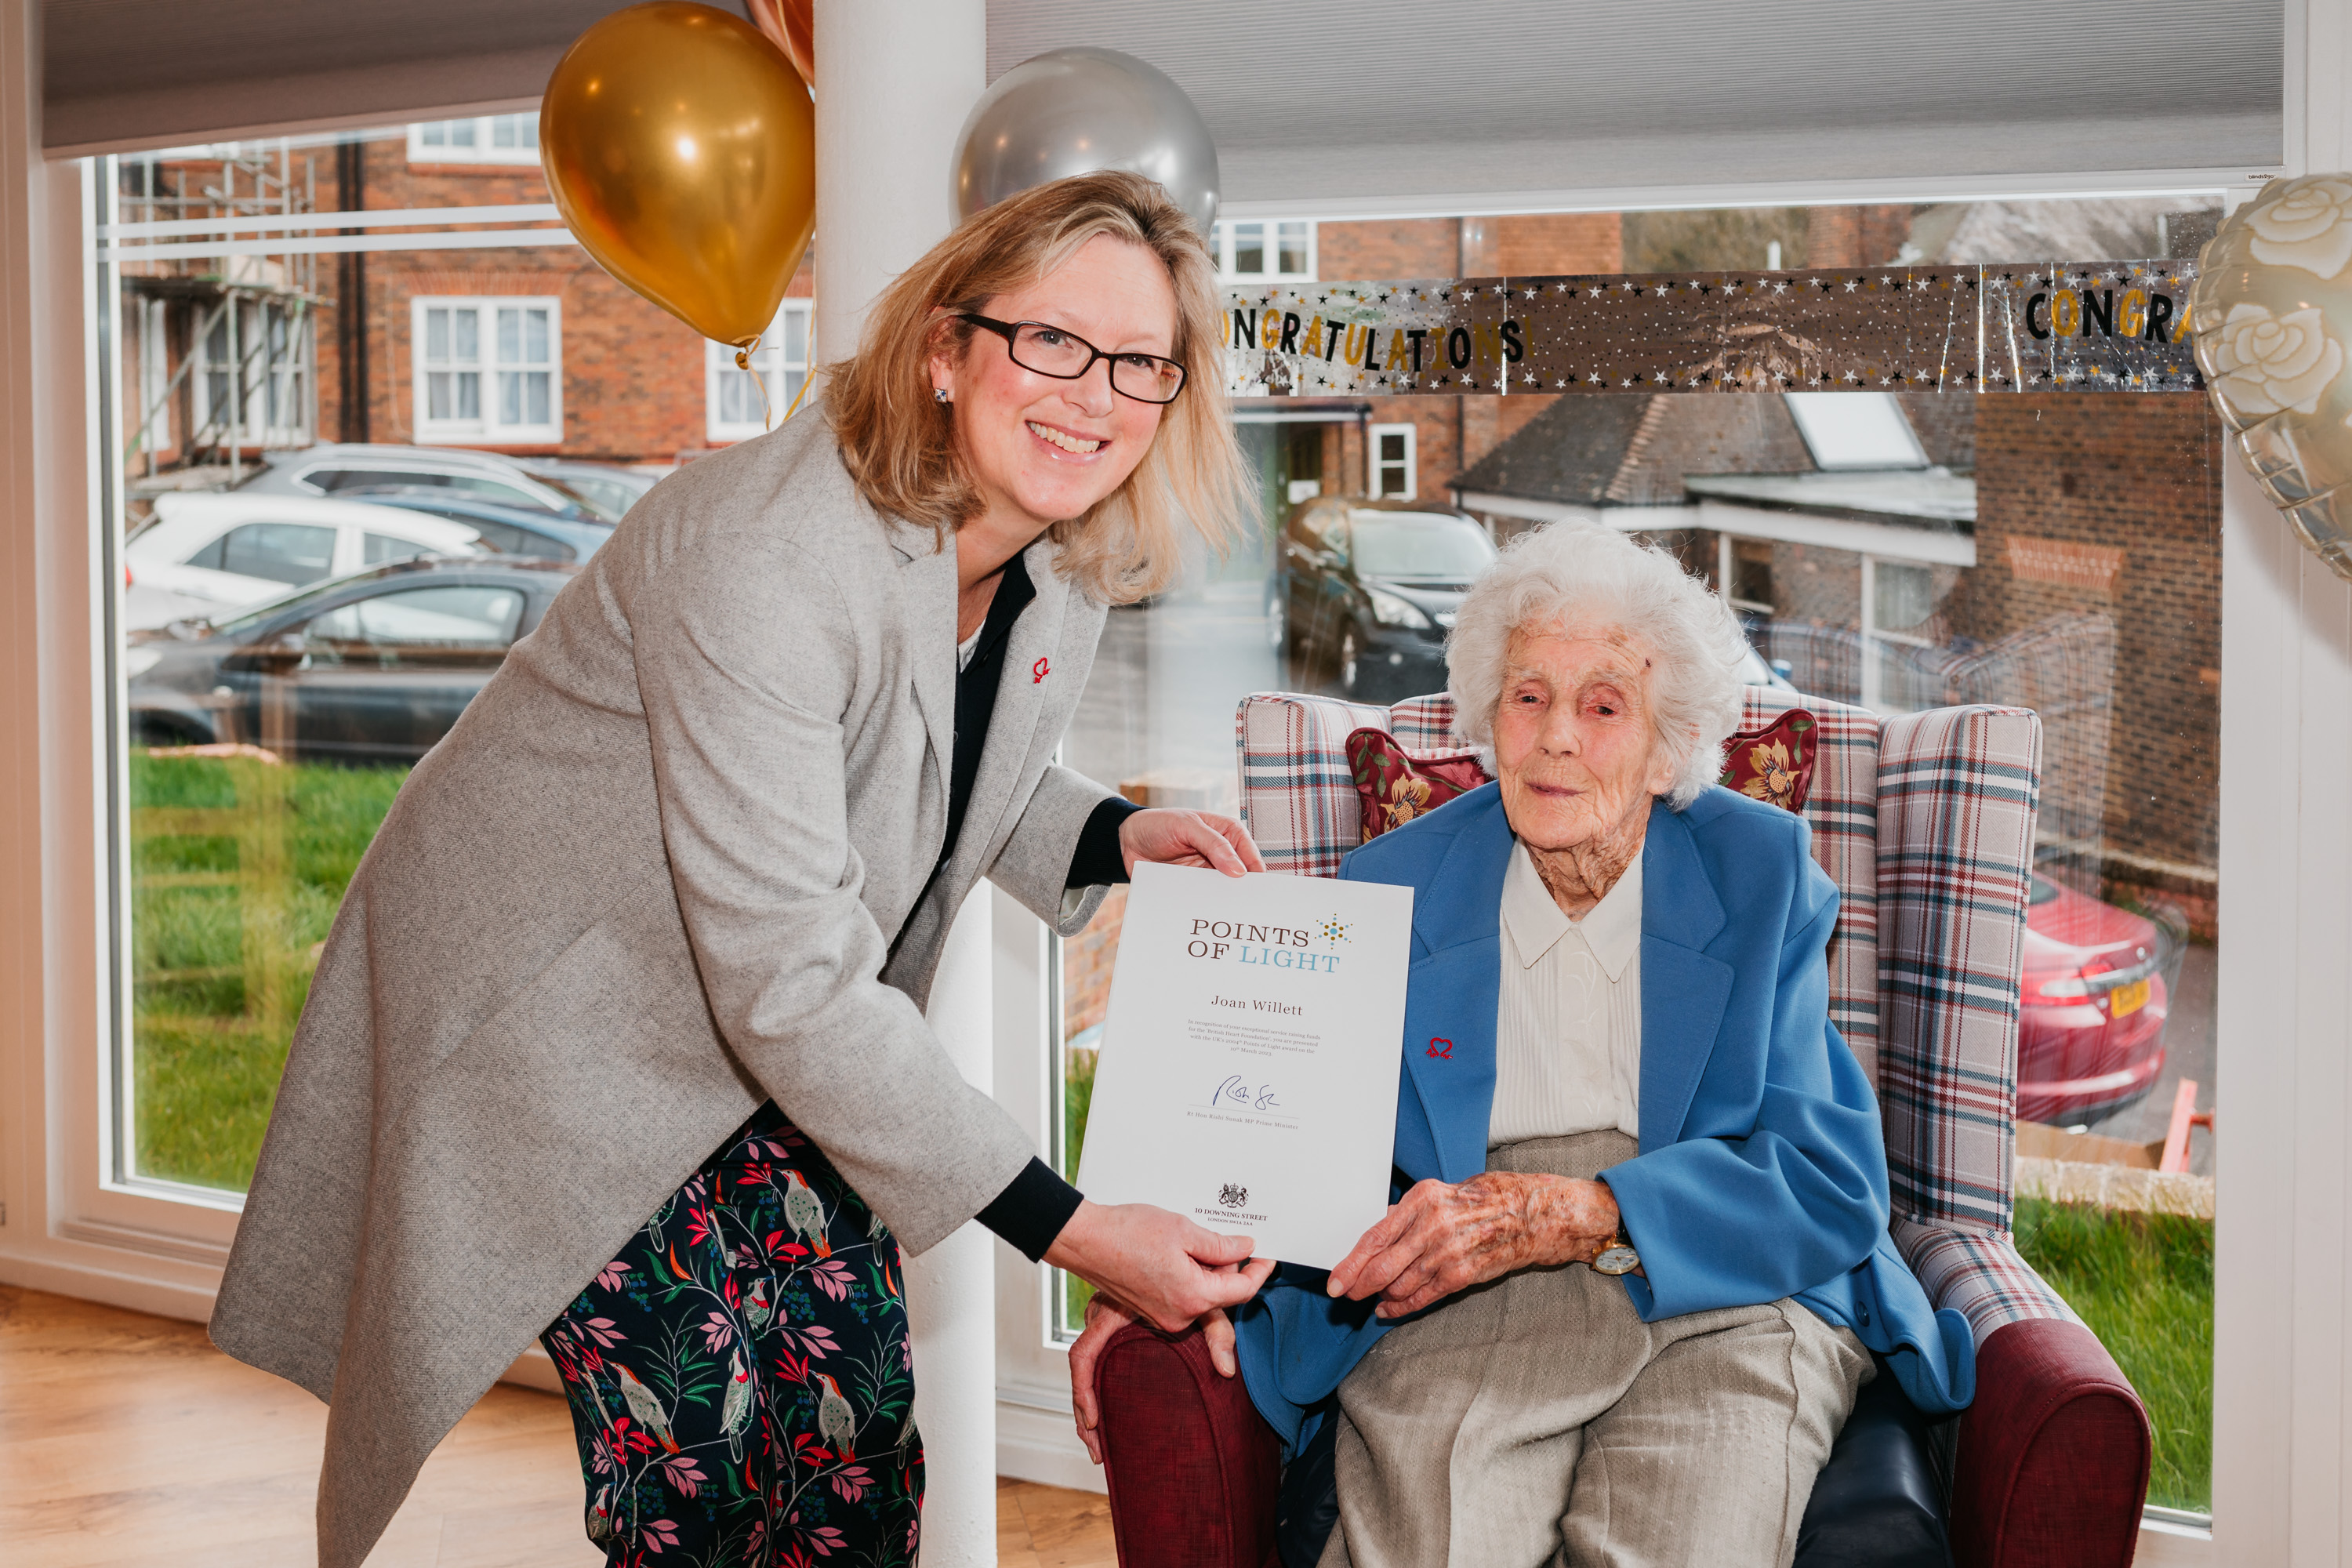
[{"left": 1230, "top": 783, "right": 1976, "bottom": 1450}]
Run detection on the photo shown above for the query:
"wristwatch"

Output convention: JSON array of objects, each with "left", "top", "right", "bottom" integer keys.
[{"left": 1592, "top": 1213, "right": 1640, "bottom": 1276}]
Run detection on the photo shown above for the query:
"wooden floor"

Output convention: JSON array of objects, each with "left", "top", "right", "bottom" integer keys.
[{"left": 0, "top": 1285, "right": 1115, "bottom": 1566}]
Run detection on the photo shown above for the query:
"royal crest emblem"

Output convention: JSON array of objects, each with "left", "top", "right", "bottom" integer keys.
[{"left": 1218, "top": 1183, "right": 1248, "bottom": 1208}]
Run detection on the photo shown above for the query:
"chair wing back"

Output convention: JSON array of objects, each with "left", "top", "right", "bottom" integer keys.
[{"left": 1874, "top": 705, "right": 2043, "bottom": 1236}]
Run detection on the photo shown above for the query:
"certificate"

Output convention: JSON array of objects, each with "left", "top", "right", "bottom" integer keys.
[{"left": 1074, "top": 862, "right": 1414, "bottom": 1270}]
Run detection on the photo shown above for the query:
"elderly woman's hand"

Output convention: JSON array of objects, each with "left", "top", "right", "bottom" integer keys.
[
  {"left": 1326, "top": 1173, "right": 1625, "bottom": 1318},
  {"left": 1065, "top": 1290, "right": 1244, "bottom": 1465}
]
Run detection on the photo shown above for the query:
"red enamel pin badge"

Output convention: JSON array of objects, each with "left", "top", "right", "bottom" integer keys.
[
  {"left": 1427, "top": 1037, "right": 1454, "bottom": 1059},
  {"left": 1033, "top": 656, "right": 1050, "bottom": 684}
]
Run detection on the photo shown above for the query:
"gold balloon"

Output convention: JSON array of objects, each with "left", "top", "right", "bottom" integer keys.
[
  {"left": 540, "top": 2, "right": 815, "bottom": 352},
  {"left": 2190, "top": 175, "right": 2352, "bottom": 580}
]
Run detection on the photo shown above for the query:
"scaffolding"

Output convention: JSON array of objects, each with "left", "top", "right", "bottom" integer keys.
[{"left": 114, "top": 140, "right": 331, "bottom": 485}]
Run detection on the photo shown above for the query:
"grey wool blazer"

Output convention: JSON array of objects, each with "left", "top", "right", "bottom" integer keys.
[{"left": 208, "top": 406, "right": 1121, "bottom": 1568}]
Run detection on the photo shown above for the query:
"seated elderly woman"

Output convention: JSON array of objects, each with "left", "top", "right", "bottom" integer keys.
[{"left": 1071, "top": 521, "right": 1974, "bottom": 1568}]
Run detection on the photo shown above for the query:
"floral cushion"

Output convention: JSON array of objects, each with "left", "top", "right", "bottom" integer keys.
[
  {"left": 1719, "top": 708, "right": 1817, "bottom": 813},
  {"left": 1345, "top": 728, "right": 1491, "bottom": 843}
]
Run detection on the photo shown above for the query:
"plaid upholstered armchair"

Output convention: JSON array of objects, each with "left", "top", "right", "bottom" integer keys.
[{"left": 1090, "top": 688, "right": 2153, "bottom": 1568}]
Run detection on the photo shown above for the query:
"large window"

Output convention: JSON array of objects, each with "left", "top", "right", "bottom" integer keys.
[
  {"left": 411, "top": 296, "right": 562, "bottom": 444},
  {"left": 86, "top": 153, "right": 2229, "bottom": 1526}
]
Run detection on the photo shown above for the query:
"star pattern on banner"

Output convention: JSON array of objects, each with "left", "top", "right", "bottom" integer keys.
[{"left": 1220, "top": 259, "right": 2201, "bottom": 398}]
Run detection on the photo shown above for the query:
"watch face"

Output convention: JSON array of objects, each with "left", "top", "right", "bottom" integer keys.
[{"left": 1592, "top": 1244, "right": 1640, "bottom": 1276}]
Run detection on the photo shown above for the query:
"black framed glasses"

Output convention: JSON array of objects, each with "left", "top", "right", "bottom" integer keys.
[{"left": 959, "top": 314, "right": 1188, "bottom": 405}]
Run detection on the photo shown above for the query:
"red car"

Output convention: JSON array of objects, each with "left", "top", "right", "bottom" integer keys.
[{"left": 2016, "top": 874, "right": 2172, "bottom": 1123}]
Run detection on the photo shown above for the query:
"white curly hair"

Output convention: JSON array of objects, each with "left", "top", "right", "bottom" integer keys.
[{"left": 1446, "top": 520, "right": 1749, "bottom": 810}]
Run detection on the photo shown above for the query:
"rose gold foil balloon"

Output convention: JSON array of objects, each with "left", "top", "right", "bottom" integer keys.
[
  {"left": 2191, "top": 175, "right": 2352, "bottom": 580},
  {"left": 746, "top": 0, "right": 814, "bottom": 87},
  {"left": 540, "top": 2, "right": 815, "bottom": 353}
]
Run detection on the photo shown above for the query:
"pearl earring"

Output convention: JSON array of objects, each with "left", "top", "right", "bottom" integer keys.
[{"left": 934, "top": 387, "right": 950, "bottom": 404}]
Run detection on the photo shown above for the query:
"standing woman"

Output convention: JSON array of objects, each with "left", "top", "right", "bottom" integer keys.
[{"left": 210, "top": 172, "right": 1269, "bottom": 1568}]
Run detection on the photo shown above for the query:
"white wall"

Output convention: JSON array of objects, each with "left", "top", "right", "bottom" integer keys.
[{"left": 2206, "top": 9, "right": 2352, "bottom": 1559}]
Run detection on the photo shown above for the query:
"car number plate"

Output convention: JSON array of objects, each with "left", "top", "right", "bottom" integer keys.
[{"left": 2107, "top": 978, "right": 2151, "bottom": 1018}]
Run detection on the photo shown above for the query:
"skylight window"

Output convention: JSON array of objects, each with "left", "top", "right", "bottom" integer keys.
[{"left": 1784, "top": 392, "right": 1929, "bottom": 470}]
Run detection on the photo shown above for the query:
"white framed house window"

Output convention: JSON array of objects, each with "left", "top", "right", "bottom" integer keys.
[
  {"left": 407, "top": 114, "right": 543, "bottom": 165},
  {"left": 191, "top": 297, "right": 310, "bottom": 448},
  {"left": 706, "top": 299, "right": 814, "bottom": 442},
  {"left": 1212, "top": 219, "right": 1315, "bottom": 282},
  {"left": 1859, "top": 554, "right": 1940, "bottom": 713},
  {"left": 1369, "top": 421, "right": 1417, "bottom": 499},
  {"left": 411, "top": 297, "right": 562, "bottom": 444}
]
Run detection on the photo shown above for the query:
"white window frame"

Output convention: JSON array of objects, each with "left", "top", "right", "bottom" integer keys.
[
  {"left": 409, "top": 296, "right": 562, "bottom": 445},
  {"left": 706, "top": 299, "right": 815, "bottom": 443},
  {"left": 1211, "top": 217, "right": 1316, "bottom": 282},
  {"left": 1368, "top": 421, "right": 1417, "bottom": 500},
  {"left": 132, "top": 296, "right": 169, "bottom": 456},
  {"left": 405, "top": 114, "right": 543, "bottom": 166}
]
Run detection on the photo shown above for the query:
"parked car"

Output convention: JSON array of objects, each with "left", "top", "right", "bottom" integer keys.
[
  {"left": 123, "top": 493, "right": 485, "bottom": 630},
  {"left": 125, "top": 557, "right": 575, "bottom": 764},
  {"left": 330, "top": 485, "right": 615, "bottom": 564},
  {"left": 231, "top": 442, "right": 593, "bottom": 518},
  {"left": 1271, "top": 499, "right": 1500, "bottom": 702},
  {"left": 2017, "top": 873, "right": 2177, "bottom": 1122},
  {"left": 516, "top": 457, "right": 665, "bottom": 522}
]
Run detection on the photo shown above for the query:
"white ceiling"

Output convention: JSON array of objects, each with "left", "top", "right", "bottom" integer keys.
[{"left": 44, "top": 0, "right": 2283, "bottom": 211}]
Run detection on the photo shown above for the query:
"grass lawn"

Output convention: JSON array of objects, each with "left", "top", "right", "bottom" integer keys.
[
  {"left": 1059, "top": 1046, "right": 1098, "bottom": 1330},
  {"left": 130, "top": 751, "right": 408, "bottom": 1191},
  {"left": 2013, "top": 1194, "right": 2213, "bottom": 1513}
]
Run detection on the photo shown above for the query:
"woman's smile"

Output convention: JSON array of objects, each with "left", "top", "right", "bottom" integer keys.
[{"left": 1025, "top": 418, "right": 1108, "bottom": 456}]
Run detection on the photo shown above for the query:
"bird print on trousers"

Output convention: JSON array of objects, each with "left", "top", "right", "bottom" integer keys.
[
  {"left": 783, "top": 1168, "right": 833, "bottom": 1258},
  {"left": 541, "top": 1101, "right": 921, "bottom": 1566},
  {"left": 614, "top": 1363, "right": 680, "bottom": 1453},
  {"left": 719, "top": 1350, "right": 754, "bottom": 1459},
  {"left": 814, "top": 1370, "right": 857, "bottom": 1454}
]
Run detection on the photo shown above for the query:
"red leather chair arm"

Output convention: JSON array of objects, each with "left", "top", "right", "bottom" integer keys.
[
  {"left": 1096, "top": 1320, "right": 1283, "bottom": 1568},
  {"left": 1951, "top": 1316, "right": 2153, "bottom": 1568}
]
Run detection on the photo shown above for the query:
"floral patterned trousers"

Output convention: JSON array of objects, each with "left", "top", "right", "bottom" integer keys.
[{"left": 542, "top": 1102, "right": 923, "bottom": 1567}]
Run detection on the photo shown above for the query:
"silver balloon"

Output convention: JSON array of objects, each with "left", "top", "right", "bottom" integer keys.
[{"left": 951, "top": 47, "right": 1219, "bottom": 236}]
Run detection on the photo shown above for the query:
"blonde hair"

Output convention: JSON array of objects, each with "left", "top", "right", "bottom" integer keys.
[
  {"left": 827, "top": 171, "right": 1254, "bottom": 604},
  {"left": 1447, "top": 521, "right": 1749, "bottom": 809}
]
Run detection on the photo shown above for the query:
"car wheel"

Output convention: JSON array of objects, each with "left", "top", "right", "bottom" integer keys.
[{"left": 1340, "top": 630, "right": 1359, "bottom": 697}]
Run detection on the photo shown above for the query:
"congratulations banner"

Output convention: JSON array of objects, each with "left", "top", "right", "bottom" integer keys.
[{"left": 1222, "top": 260, "right": 2203, "bottom": 397}]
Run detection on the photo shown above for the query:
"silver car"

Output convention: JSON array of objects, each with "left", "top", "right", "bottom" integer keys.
[{"left": 230, "top": 443, "right": 590, "bottom": 517}]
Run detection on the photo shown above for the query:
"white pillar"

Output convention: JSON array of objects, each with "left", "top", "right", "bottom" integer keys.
[
  {"left": 912, "top": 886, "right": 996, "bottom": 1566},
  {"left": 813, "top": 11, "right": 993, "bottom": 1562},
  {"left": 813, "top": 0, "right": 986, "bottom": 374}
]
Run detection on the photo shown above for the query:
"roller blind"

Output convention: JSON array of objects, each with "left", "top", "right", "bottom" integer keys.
[{"left": 49, "top": 0, "right": 2283, "bottom": 205}]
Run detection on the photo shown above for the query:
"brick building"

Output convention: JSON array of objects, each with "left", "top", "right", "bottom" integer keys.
[{"left": 117, "top": 121, "right": 814, "bottom": 491}]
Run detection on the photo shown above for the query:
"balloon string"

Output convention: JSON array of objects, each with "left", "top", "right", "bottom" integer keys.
[
  {"left": 780, "top": 320, "right": 815, "bottom": 424},
  {"left": 736, "top": 343, "right": 774, "bottom": 431}
]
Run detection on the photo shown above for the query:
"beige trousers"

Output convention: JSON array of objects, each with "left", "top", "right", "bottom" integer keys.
[{"left": 1319, "top": 1131, "right": 1872, "bottom": 1568}]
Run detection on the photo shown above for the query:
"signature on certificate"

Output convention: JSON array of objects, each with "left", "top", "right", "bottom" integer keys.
[{"left": 1210, "top": 1075, "right": 1281, "bottom": 1112}]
